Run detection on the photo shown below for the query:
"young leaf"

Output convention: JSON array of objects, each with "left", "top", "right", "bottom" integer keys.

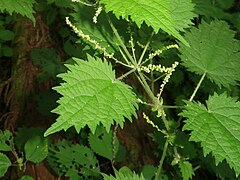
[
  {"left": 100, "top": 0, "right": 196, "bottom": 46},
  {"left": 24, "top": 136, "right": 48, "bottom": 164},
  {"left": 0, "top": 0, "right": 36, "bottom": 23},
  {"left": 19, "top": 175, "right": 34, "bottom": 180},
  {"left": 89, "top": 125, "right": 119, "bottom": 160},
  {"left": 179, "top": 20, "right": 240, "bottom": 88},
  {"left": 179, "top": 160, "right": 195, "bottom": 180},
  {"left": 103, "top": 168, "right": 145, "bottom": 180},
  {"left": 181, "top": 93, "right": 240, "bottom": 175},
  {"left": 0, "top": 130, "right": 13, "bottom": 151},
  {"left": 15, "top": 127, "right": 44, "bottom": 152},
  {"left": 0, "top": 153, "right": 11, "bottom": 178},
  {"left": 48, "top": 140, "right": 100, "bottom": 179},
  {"left": 44, "top": 55, "right": 138, "bottom": 136}
]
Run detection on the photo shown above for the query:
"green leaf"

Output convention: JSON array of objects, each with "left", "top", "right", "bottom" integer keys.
[
  {"left": 71, "top": 3, "right": 127, "bottom": 54},
  {"left": 100, "top": 0, "right": 196, "bottom": 46},
  {"left": 15, "top": 127, "right": 44, "bottom": 152},
  {"left": 181, "top": 93, "right": 240, "bottom": 175},
  {"left": 44, "top": 55, "right": 138, "bottom": 136},
  {"left": 19, "top": 175, "right": 34, "bottom": 180},
  {"left": 140, "top": 165, "right": 157, "bottom": 180},
  {"left": 0, "top": 0, "right": 36, "bottom": 23},
  {"left": 30, "top": 48, "right": 66, "bottom": 81},
  {"left": 0, "top": 130, "right": 13, "bottom": 151},
  {"left": 0, "top": 153, "right": 11, "bottom": 177},
  {"left": 24, "top": 136, "right": 48, "bottom": 163},
  {"left": 179, "top": 20, "right": 240, "bottom": 88},
  {"left": 89, "top": 125, "right": 119, "bottom": 160},
  {"left": 48, "top": 140, "right": 100, "bottom": 179},
  {"left": 103, "top": 168, "right": 145, "bottom": 180},
  {"left": 179, "top": 160, "right": 194, "bottom": 180},
  {"left": 193, "top": 0, "right": 227, "bottom": 19},
  {"left": 0, "top": 30, "right": 14, "bottom": 41}
]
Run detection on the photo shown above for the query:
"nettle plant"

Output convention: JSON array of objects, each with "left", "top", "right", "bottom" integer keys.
[{"left": 1, "top": 0, "right": 240, "bottom": 179}]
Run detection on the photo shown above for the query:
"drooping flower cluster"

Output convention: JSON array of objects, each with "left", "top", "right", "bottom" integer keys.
[
  {"left": 65, "top": 17, "right": 114, "bottom": 59},
  {"left": 157, "top": 61, "right": 179, "bottom": 98}
]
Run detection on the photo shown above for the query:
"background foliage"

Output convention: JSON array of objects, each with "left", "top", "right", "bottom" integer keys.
[{"left": 0, "top": 0, "right": 240, "bottom": 179}]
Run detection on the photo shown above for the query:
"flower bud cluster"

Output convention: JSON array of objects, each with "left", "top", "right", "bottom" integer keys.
[
  {"left": 65, "top": 17, "right": 114, "bottom": 59},
  {"left": 148, "top": 44, "right": 179, "bottom": 60},
  {"left": 93, "top": 6, "right": 103, "bottom": 23},
  {"left": 143, "top": 112, "right": 161, "bottom": 132},
  {"left": 157, "top": 61, "right": 179, "bottom": 98}
]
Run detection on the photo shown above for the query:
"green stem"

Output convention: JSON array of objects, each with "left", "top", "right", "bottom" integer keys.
[
  {"left": 161, "top": 107, "right": 170, "bottom": 132},
  {"left": 107, "top": 16, "right": 136, "bottom": 65},
  {"left": 114, "top": 58, "right": 133, "bottom": 68},
  {"left": 118, "top": 47, "right": 131, "bottom": 65},
  {"left": 154, "top": 140, "right": 169, "bottom": 180},
  {"left": 154, "top": 73, "right": 167, "bottom": 82},
  {"left": 150, "top": 59, "right": 154, "bottom": 93},
  {"left": 138, "top": 31, "right": 154, "bottom": 65},
  {"left": 176, "top": 71, "right": 207, "bottom": 127},
  {"left": 117, "top": 68, "right": 136, "bottom": 80},
  {"left": 138, "top": 71, "right": 159, "bottom": 106},
  {"left": 163, "top": 105, "right": 184, "bottom": 109},
  {"left": 189, "top": 71, "right": 207, "bottom": 102}
]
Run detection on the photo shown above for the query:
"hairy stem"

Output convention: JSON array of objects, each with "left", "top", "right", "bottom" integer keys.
[
  {"left": 117, "top": 68, "right": 136, "bottom": 80},
  {"left": 154, "top": 140, "right": 169, "bottom": 180},
  {"left": 138, "top": 71, "right": 159, "bottom": 106},
  {"left": 138, "top": 31, "right": 154, "bottom": 65},
  {"left": 189, "top": 71, "right": 207, "bottom": 102},
  {"left": 107, "top": 16, "right": 136, "bottom": 65}
]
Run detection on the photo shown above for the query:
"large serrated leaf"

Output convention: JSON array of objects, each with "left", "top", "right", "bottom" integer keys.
[
  {"left": 193, "top": 0, "right": 227, "bottom": 19},
  {"left": 0, "top": 0, "right": 36, "bottom": 23},
  {"left": 0, "top": 153, "right": 11, "bottom": 178},
  {"left": 181, "top": 93, "right": 240, "bottom": 176},
  {"left": 100, "top": 0, "right": 196, "bottom": 46},
  {"left": 44, "top": 55, "right": 138, "bottom": 136},
  {"left": 48, "top": 140, "right": 100, "bottom": 179},
  {"left": 103, "top": 167, "right": 145, "bottom": 180},
  {"left": 179, "top": 20, "right": 240, "bottom": 88}
]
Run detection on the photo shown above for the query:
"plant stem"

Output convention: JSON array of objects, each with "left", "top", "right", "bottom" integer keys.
[
  {"left": 138, "top": 71, "right": 159, "bottom": 106},
  {"left": 154, "top": 140, "right": 169, "bottom": 180},
  {"left": 162, "top": 105, "right": 184, "bottom": 109},
  {"left": 176, "top": 71, "right": 207, "bottom": 127},
  {"left": 138, "top": 31, "right": 154, "bottom": 65},
  {"left": 189, "top": 71, "right": 207, "bottom": 102},
  {"left": 118, "top": 47, "right": 131, "bottom": 65},
  {"left": 107, "top": 16, "right": 136, "bottom": 65},
  {"left": 114, "top": 58, "right": 133, "bottom": 68},
  {"left": 117, "top": 68, "right": 136, "bottom": 80},
  {"left": 150, "top": 59, "right": 154, "bottom": 93}
]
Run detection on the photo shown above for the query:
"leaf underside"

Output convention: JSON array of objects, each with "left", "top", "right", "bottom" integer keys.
[
  {"left": 0, "top": 0, "right": 35, "bottom": 23},
  {"left": 44, "top": 55, "right": 138, "bottom": 136},
  {"left": 181, "top": 93, "right": 240, "bottom": 176},
  {"left": 179, "top": 20, "right": 240, "bottom": 88},
  {"left": 100, "top": 0, "right": 196, "bottom": 46}
]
